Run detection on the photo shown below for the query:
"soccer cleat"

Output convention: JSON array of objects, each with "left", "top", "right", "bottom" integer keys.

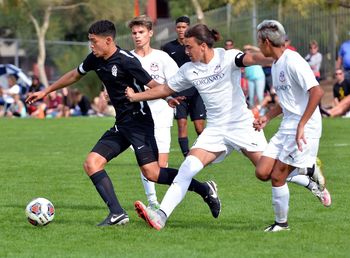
[
  {"left": 134, "top": 200, "right": 166, "bottom": 230},
  {"left": 97, "top": 211, "right": 129, "bottom": 226},
  {"left": 310, "top": 181, "right": 332, "bottom": 207},
  {"left": 148, "top": 202, "right": 160, "bottom": 211},
  {"left": 312, "top": 158, "right": 326, "bottom": 191},
  {"left": 203, "top": 181, "right": 221, "bottom": 218},
  {"left": 264, "top": 222, "right": 290, "bottom": 232}
]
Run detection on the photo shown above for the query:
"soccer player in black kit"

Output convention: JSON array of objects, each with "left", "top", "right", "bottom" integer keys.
[
  {"left": 26, "top": 20, "right": 220, "bottom": 226},
  {"left": 162, "top": 16, "right": 207, "bottom": 157}
]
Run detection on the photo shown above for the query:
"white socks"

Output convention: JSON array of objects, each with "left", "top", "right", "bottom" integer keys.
[
  {"left": 140, "top": 172, "right": 157, "bottom": 205},
  {"left": 286, "top": 169, "right": 310, "bottom": 187},
  {"left": 160, "top": 155, "right": 204, "bottom": 217},
  {"left": 272, "top": 183, "right": 289, "bottom": 223}
]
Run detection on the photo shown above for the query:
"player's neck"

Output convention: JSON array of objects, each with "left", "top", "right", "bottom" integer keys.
[
  {"left": 177, "top": 38, "right": 185, "bottom": 45},
  {"left": 104, "top": 45, "right": 118, "bottom": 60},
  {"left": 135, "top": 45, "right": 152, "bottom": 57},
  {"left": 202, "top": 49, "right": 214, "bottom": 64}
]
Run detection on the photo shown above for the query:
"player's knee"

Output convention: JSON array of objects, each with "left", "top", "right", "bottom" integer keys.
[
  {"left": 255, "top": 167, "right": 270, "bottom": 181},
  {"left": 141, "top": 167, "right": 159, "bottom": 182},
  {"left": 83, "top": 155, "right": 105, "bottom": 175}
]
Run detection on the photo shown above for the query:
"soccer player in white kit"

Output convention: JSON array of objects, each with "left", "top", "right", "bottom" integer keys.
[
  {"left": 253, "top": 20, "right": 331, "bottom": 232},
  {"left": 129, "top": 15, "right": 178, "bottom": 210},
  {"left": 126, "top": 24, "right": 328, "bottom": 231}
]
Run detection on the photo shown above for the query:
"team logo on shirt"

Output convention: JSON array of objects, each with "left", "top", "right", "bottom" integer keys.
[
  {"left": 150, "top": 62, "right": 159, "bottom": 72},
  {"left": 214, "top": 65, "right": 222, "bottom": 73},
  {"left": 112, "top": 65, "right": 118, "bottom": 77},
  {"left": 279, "top": 71, "right": 286, "bottom": 82}
]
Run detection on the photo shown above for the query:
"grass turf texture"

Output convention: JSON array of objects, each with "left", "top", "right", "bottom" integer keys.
[{"left": 0, "top": 117, "right": 349, "bottom": 258}]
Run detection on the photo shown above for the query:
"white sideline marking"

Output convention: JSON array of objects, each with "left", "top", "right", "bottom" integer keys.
[{"left": 334, "top": 143, "right": 349, "bottom": 147}]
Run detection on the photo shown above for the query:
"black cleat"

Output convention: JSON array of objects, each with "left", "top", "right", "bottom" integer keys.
[
  {"left": 203, "top": 181, "right": 221, "bottom": 218},
  {"left": 264, "top": 221, "right": 290, "bottom": 232},
  {"left": 97, "top": 211, "right": 129, "bottom": 227}
]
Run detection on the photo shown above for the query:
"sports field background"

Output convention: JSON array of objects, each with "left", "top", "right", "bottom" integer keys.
[{"left": 0, "top": 117, "right": 349, "bottom": 257}]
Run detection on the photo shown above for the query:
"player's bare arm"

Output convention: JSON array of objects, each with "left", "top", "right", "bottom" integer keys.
[
  {"left": 296, "top": 85, "right": 324, "bottom": 151},
  {"left": 243, "top": 52, "right": 273, "bottom": 67},
  {"left": 253, "top": 104, "right": 282, "bottom": 131},
  {"left": 125, "top": 83, "right": 175, "bottom": 102},
  {"left": 26, "top": 69, "right": 82, "bottom": 104}
]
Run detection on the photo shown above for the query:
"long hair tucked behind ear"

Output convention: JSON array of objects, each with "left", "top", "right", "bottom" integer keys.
[{"left": 185, "top": 24, "right": 221, "bottom": 48}]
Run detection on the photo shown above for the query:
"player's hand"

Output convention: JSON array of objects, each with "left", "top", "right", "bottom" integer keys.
[
  {"left": 125, "top": 87, "right": 136, "bottom": 102},
  {"left": 167, "top": 96, "right": 185, "bottom": 108},
  {"left": 25, "top": 91, "right": 47, "bottom": 105},
  {"left": 296, "top": 124, "right": 307, "bottom": 152},
  {"left": 253, "top": 115, "right": 268, "bottom": 131}
]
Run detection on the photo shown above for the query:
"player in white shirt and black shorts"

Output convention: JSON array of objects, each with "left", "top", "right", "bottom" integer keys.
[
  {"left": 129, "top": 15, "right": 179, "bottom": 210},
  {"left": 126, "top": 24, "right": 326, "bottom": 231},
  {"left": 253, "top": 20, "right": 331, "bottom": 232}
]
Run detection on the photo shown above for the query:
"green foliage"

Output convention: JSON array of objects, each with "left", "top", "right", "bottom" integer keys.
[
  {"left": 168, "top": 0, "right": 228, "bottom": 18},
  {"left": 0, "top": 118, "right": 350, "bottom": 257}
]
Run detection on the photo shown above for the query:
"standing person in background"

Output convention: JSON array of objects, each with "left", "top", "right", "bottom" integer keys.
[
  {"left": 243, "top": 45, "right": 266, "bottom": 115},
  {"left": 129, "top": 15, "right": 179, "bottom": 210},
  {"left": 336, "top": 36, "right": 350, "bottom": 80},
  {"left": 162, "top": 16, "right": 207, "bottom": 157},
  {"left": 284, "top": 35, "right": 296, "bottom": 51},
  {"left": 305, "top": 40, "right": 322, "bottom": 82},
  {"left": 224, "top": 39, "right": 235, "bottom": 50},
  {"left": 254, "top": 20, "right": 331, "bottom": 232}
]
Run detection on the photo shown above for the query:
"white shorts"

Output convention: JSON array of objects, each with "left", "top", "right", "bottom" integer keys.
[
  {"left": 192, "top": 119, "right": 267, "bottom": 164},
  {"left": 263, "top": 131, "right": 319, "bottom": 168},
  {"left": 154, "top": 127, "right": 171, "bottom": 153}
]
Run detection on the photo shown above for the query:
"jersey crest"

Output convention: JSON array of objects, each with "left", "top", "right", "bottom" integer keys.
[{"left": 112, "top": 65, "right": 118, "bottom": 77}]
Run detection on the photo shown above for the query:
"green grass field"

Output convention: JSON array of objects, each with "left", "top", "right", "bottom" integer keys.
[{"left": 0, "top": 117, "right": 349, "bottom": 258}]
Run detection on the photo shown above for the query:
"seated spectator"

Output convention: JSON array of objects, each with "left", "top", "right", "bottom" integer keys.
[
  {"left": 333, "top": 68, "right": 350, "bottom": 107},
  {"left": 305, "top": 40, "right": 322, "bottom": 81},
  {"left": 6, "top": 94, "right": 27, "bottom": 118},
  {"left": 26, "top": 75, "right": 45, "bottom": 116},
  {"left": 3, "top": 75, "right": 22, "bottom": 116},
  {"left": 69, "top": 89, "right": 93, "bottom": 116},
  {"left": 45, "top": 91, "right": 64, "bottom": 118},
  {"left": 326, "top": 94, "right": 350, "bottom": 117},
  {"left": 91, "top": 89, "right": 115, "bottom": 117}
]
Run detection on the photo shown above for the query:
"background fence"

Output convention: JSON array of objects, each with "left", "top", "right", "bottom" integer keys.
[{"left": 1, "top": 2, "right": 350, "bottom": 96}]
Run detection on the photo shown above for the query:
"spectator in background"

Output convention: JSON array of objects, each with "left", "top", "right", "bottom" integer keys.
[
  {"left": 162, "top": 16, "right": 207, "bottom": 157},
  {"left": 243, "top": 45, "right": 266, "bottom": 116},
  {"left": 305, "top": 40, "right": 322, "bottom": 82},
  {"left": 26, "top": 75, "right": 45, "bottom": 116},
  {"left": 284, "top": 34, "right": 296, "bottom": 51},
  {"left": 91, "top": 88, "right": 115, "bottom": 117},
  {"left": 45, "top": 91, "right": 64, "bottom": 118},
  {"left": 224, "top": 39, "right": 234, "bottom": 50},
  {"left": 69, "top": 88, "right": 93, "bottom": 116},
  {"left": 3, "top": 75, "right": 21, "bottom": 116},
  {"left": 332, "top": 68, "right": 350, "bottom": 107},
  {"left": 336, "top": 36, "right": 350, "bottom": 80},
  {"left": 6, "top": 94, "right": 26, "bottom": 118}
]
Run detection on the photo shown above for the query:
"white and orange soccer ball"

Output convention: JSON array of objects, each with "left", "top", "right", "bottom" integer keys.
[{"left": 25, "top": 198, "right": 55, "bottom": 226}]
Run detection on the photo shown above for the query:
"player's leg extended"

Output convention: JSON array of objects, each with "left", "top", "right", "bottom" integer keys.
[{"left": 84, "top": 151, "right": 128, "bottom": 226}]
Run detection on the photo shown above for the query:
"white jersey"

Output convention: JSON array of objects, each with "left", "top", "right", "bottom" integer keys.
[
  {"left": 131, "top": 49, "right": 178, "bottom": 128},
  {"left": 168, "top": 48, "right": 253, "bottom": 127},
  {"left": 271, "top": 49, "right": 322, "bottom": 138}
]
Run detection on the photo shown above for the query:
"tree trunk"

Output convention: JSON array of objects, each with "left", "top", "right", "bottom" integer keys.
[
  {"left": 29, "top": 6, "right": 51, "bottom": 87},
  {"left": 191, "top": 0, "right": 205, "bottom": 24}
]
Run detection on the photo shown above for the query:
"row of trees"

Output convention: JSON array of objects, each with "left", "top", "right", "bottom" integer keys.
[{"left": 0, "top": 0, "right": 349, "bottom": 92}]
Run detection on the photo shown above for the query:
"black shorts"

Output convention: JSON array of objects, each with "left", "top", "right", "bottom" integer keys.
[
  {"left": 174, "top": 90, "right": 206, "bottom": 121},
  {"left": 91, "top": 120, "right": 158, "bottom": 166}
]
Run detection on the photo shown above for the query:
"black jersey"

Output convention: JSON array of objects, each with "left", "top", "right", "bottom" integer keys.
[
  {"left": 333, "top": 79, "right": 350, "bottom": 101},
  {"left": 77, "top": 47, "right": 153, "bottom": 123},
  {"left": 162, "top": 39, "right": 196, "bottom": 97}
]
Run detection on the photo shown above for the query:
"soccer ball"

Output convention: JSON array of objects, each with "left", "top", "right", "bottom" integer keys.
[{"left": 25, "top": 198, "right": 55, "bottom": 226}]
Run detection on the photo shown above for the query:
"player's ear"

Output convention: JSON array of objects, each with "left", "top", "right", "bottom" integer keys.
[
  {"left": 106, "top": 36, "right": 114, "bottom": 45},
  {"left": 149, "top": 29, "right": 154, "bottom": 37}
]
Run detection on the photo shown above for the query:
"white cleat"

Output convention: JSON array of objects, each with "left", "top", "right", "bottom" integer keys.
[{"left": 264, "top": 222, "right": 290, "bottom": 232}]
